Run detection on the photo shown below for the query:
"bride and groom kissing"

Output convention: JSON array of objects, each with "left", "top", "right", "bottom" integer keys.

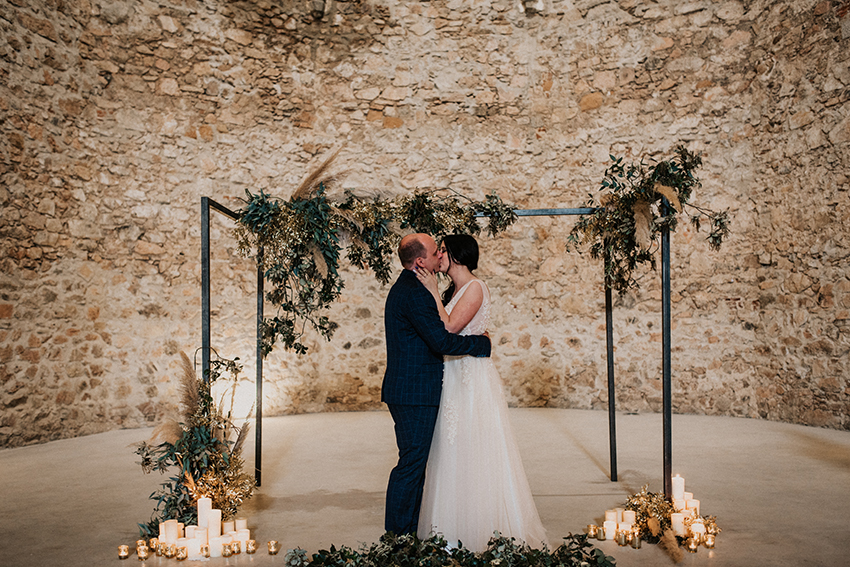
[{"left": 382, "top": 232, "right": 549, "bottom": 552}]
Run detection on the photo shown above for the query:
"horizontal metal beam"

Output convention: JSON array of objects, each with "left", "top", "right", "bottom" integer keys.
[
  {"left": 209, "top": 199, "right": 240, "bottom": 220},
  {"left": 476, "top": 207, "right": 596, "bottom": 217}
]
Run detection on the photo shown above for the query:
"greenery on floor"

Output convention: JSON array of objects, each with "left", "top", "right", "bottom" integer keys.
[{"left": 283, "top": 532, "right": 616, "bottom": 567}]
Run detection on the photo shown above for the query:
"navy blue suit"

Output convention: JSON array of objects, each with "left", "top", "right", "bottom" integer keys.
[{"left": 382, "top": 269, "right": 491, "bottom": 535}]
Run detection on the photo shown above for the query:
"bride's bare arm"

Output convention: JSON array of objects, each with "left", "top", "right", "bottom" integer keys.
[{"left": 414, "top": 269, "right": 483, "bottom": 334}]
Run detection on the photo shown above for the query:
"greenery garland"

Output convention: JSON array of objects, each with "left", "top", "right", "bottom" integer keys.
[
  {"left": 567, "top": 146, "right": 730, "bottom": 292},
  {"left": 134, "top": 352, "right": 256, "bottom": 537},
  {"left": 284, "top": 532, "right": 616, "bottom": 567},
  {"left": 234, "top": 156, "right": 518, "bottom": 355}
]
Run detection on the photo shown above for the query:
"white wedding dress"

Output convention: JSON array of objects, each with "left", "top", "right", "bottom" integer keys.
[{"left": 418, "top": 279, "right": 549, "bottom": 552}]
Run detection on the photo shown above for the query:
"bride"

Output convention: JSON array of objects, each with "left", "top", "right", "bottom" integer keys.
[{"left": 414, "top": 234, "right": 549, "bottom": 552}]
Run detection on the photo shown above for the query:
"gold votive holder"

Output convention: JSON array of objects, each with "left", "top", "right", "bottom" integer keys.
[
  {"left": 148, "top": 538, "right": 158, "bottom": 551},
  {"left": 586, "top": 524, "right": 598, "bottom": 538},
  {"left": 268, "top": 540, "right": 281, "bottom": 555},
  {"left": 200, "top": 544, "right": 210, "bottom": 558},
  {"left": 246, "top": 540, "right": 258, "bottom": 554},
  {"left": 176, "top": 546, "right": 188, "bottom": 561},
  {"left": 164, "top": 544, "right": 177, "bottom": 559},
  {"left": 222, "top": 543, "right": 233, "bottom": 557},
  {"left": 686, "top": 538, "right": 698, "bottom": 553},
  {"left": 136, "top": 545, "right": 150, "bottom": 560},
  {"left": 118, "top": 545, "right": 130, "bottom": 559},
  {"left": 704, "top": 534, "right": 716, "bottom": 548},
  {"left": 631, "top": 531, "right": 642, "bottom": 549},
  {"left": 232, "top": 540, "right": 242, "bottom": 554},
  {"left": 616, "top": 530, "right": 627, "bottom": 546},
  {"left": 136, "top": 540, "right": 147, "bottom": 549},
  {"left": 596, "top": 527, "right": 606, "bottom": 541},
  {"left": 625, "top": 531, "right": 634, "bottom": 546}
]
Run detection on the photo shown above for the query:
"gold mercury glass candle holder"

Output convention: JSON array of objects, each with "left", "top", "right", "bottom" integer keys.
[
  {"left": 136, "top": 540, "right": 146, "bottom": 550},
  {"left": 246, "top": 540, "right": 258, "bottom": 554},
  {"left": 165, "top": 544, "right": 177, "bottom": 558},
  {"left": 176, "top": 546, "right": 188, "bottom": 561},
  {"left": 268, "top": 540, "right": 281, "bottom": 555},
  {"left": 156, "top": 543, "right": 166, "bottom": 557},
  {"left": 136, "top": 545, "right": 150, "bottom": 560},
  {"left": 686, "top": 538, "right": 699, "bottom": 553},
  {"left": 704, "top": 534, "right": 716, "bottom": 548},
  {"left": 200, "top": 544, "right": 210, "bottom": 557},
  {"left": 118, "top": 545, "right": 130, "bottom": 559},
  {"left": 631, "top": 531, "right": 642, "bottom": 549},
  {"left": 617, "top": 530, "right": 628, "bottom": 546},
  {"left": 222, "top": 543, "right": 233, "bottom": 557},
  {"left": 586, "top": 524, "right": 598, "bottom": 538},
  {"left": 232, "top": 540, "right": 242, "bottom": 554}
]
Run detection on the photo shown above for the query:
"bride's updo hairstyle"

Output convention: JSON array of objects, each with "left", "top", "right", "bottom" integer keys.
[{"left": 440, "top": 234, "right": 479, "bottom": 306}]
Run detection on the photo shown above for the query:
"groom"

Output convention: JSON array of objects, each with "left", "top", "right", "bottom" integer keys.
[{"left": 382, "top": 233, "right": 491, "bottom": 536}]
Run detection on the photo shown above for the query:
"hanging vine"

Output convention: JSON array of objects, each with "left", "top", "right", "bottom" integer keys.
[
  {"left": 567, "top": 145, "right": 730, "bottom": 292},
  {"left": 234, "top": 152, "right": 519, "bottom": 355}
]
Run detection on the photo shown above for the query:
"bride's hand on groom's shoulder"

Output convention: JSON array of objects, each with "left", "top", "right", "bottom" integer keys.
[{"left": 413, "top": 267, "right": 439, "bottom": 296}]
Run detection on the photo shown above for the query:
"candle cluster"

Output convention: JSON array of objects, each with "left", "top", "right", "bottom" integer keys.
[
  {"left": 586, "top": 476, "right": 720, "bottom": 554},
  {"left": 119, "top": 497, "right": 278, "bottom": 560}
]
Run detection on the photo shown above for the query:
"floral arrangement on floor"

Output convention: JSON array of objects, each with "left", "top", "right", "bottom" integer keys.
[
  {"left": 283, "top": 532, "right": 616, "bottom": 567},
  {"left": 568, "top": 145, "right": 730, "bottom": 292},
  {"left": 234, "top": 149, "right": 518, "bottom": 355},
  {"left": 134, "top": 352, "right": 256, "bottom": 538}
]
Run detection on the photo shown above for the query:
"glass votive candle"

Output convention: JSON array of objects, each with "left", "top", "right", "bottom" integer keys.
[
  {"left": 156, "top": 543, "right": 166, "bottom": 557},
  {"left": 625, "top": 531, "right": 634, "bottom": 546},
  {"left": 704, "top": 534, "right": 716, "bottom": 548},
  {"left": 200, "top": 544, "right": 210, "bottom": 558},
  {"left": 246, "top": 540, "right": 258, "bottom": 554},
  {"left": 268, "top": 540, "right": 281, "bottom": 555},
  {"left": 631, "top": 531, "right": 642, "bottom": 549},
  {"left": 586, "top": 524, "right": 598, "bottom": 538},
  {"left": 164, "top": 544, "right": 177, "bottom": 558},
  {"left": 231, "top": 540, "right": 241, "bottom": 554},
  {"left": 686, "top": 538, "right": 699, "bottom": 553},
  {"left": 136, "top": 545, "right": 150, "bottom": 560},
  {"left": 616, "top": 530, "right": 627, "bottom": 546},
  {"left": 176, "top": 546, "right": 188, "bottom": 561},
  {"left": 221, "top": 543, "right": 233, "bottom": 557},
  {"left": 148, "top": 538, "right": 158, "bottom": 551},
  {"left": 118, "top": 545, "right": 130, "bottom": 559},
  {"left": 136, "top": 540, "right": 147, "bottom": 549}
]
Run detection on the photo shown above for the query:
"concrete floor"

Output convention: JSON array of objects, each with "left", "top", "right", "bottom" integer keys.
[{"left": 1, "top": 408, "right": 849, "bottom": 567}]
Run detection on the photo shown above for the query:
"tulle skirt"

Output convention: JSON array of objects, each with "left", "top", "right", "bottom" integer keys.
[{"left": 417, "top": 355, "right": 549, "bottom": 552}]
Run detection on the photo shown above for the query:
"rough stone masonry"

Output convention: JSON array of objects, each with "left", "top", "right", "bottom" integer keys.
[{"left": 1, "top": 0, "right": 848, "bottom": 447}]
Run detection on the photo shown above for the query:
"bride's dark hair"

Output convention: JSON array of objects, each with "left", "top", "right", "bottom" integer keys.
[{"left": 440, "top": 234, "right": 479, "bottom": 306}]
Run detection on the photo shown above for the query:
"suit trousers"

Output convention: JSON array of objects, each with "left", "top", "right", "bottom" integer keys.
[{"left": 385, "top": 404, "right": 440, "bottom": 536}]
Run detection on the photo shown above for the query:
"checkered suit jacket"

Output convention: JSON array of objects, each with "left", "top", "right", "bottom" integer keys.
[{"left": 382, "top": 269, "right": 491, "bottom": 406}]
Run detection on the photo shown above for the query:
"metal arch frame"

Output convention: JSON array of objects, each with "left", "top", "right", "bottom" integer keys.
[{"left": 201, "top": 200, "right": 676, "bottom": 497}]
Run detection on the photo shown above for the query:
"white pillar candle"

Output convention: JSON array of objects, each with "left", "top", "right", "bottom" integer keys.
[
  {"left": 194, "top": 527, "right": 208, "bottom": 545},
  {"left": 673, "top": 498, "right": 686, "bottom": 512},
  {"left": 604, "top": 509, "right": 617, "bottom": 523},
  {"left": 222, "top": 520, "right": 235, "bottom": 534},
  {"left": 164, "top": 520, "right": 179, "bottom": 544},
  {"left": 603, "top": 520, "right": 617, "bottom": 539},
  {"left": 208, "top": 510, "right": 222, "bottom": 538},
  {"left": 177, "top": 523, "right": 184, "bottom": 538},
  {"left": 235, "top": 518, "right": 248, "bottom": 530},
  {"left": 683, "top": 492, "right": 693, "bottom": 501},
  {"left": 618, "top": 522, "right": 632, "bottom": 533},
  {"left": 197, "top": 497, "right": 213, "bottom": 528},
  {"left": 686, "top": 499, "right": 700, "bottom": 516},
  {"left": 186, "top": 538, "right": 202, "bottom": 559},
  {"left": 185, "top": 525, "right": 197, "bottom": 539},
  {"left": 208, "top": 536, "right": 223, "bottom": 558},
  {"left": 158, "top": 523, "right": 166, "bottom": 539},
  {"left": 691, "top": 519, "right": 706, "bottom": 538},
  {"left": 220, "top": 534, "right": 232, "bottom": 546},
  {"left": 670, "top": 513, "right": 687, "bottom": 537},
  {"left": 622, "top": 510, "right": 636, "bottom": 524},
  {"left": 235, "top": 529, "right": 251, "bottom": 543},
  {"left": 614, "top": 507, "right": 624, "bottom": 523},
  {"left": 672, "top": 475, "right": 685, "bottom": 501}
]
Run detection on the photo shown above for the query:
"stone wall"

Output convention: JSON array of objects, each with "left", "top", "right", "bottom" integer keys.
[{"left": 1, "top": 0, "right": 848, "bottom": 447}]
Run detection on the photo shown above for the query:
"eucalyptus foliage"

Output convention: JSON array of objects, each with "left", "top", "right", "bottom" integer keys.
[
  {"left": 284, "top": 532, "right": 616, "bottom": 567},
  {"left": 235, "top": 189, "right": 517, "bottom": 355},
  {"left": 567, "top": 145, "right": 730, "bottom": 292}
]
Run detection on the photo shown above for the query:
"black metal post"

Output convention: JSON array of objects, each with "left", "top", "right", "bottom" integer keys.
[
  {"left": 255, "top": 247, "right": 264, "bottom": 486},
  {"left": 661, "top": 200, "right": 673, "bottom": 499},
  {"left": 605, "top": 275, "right": 618, "bottom": 482},
  {"left": 201, "top": 197, "right": 211, "bottom": 382}
]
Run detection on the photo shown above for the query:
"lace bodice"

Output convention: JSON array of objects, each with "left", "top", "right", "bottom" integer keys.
[{"left": 445, "top": 279, "right": 490, "bottom": 336}]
